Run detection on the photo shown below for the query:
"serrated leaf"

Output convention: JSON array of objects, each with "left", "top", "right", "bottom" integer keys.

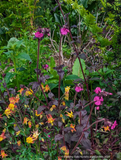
[{"left": 72, "top": 58, "right": 86, "bottom": 79}]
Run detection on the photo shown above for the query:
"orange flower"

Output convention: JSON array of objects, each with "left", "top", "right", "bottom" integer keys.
[
  {"left": 70, "top": 124, "right": 76, "bottom": 133},
  {"left": 58, "top": 157, "right": 62, "bottom": 160},
  {"left": 102, "top": 126, "right": 110, "bottom": 132},
  {"left": 35, "top": 110, "right": 43, "bottom": 119},
  {"left": 9, "top": 96, "right": 19, "bottom": 104},
  {"left": 18, "top": 88, "right": 24, "bottom": 94},
  {"left": 0, "top": 150, "right": 8, "bottom": 158},
  {"left": 65, "top": 149, "right": 69, "bottom": 156},
  {"left": 41, "top": 84, "right": 45, "bottom": 90},
  {"left": 61, "top": 101, "right": 65, "bottom": 106},
  {"left": 60, "top": 146, "right": 67, "bottom": 151},
  {"left": 28, "top": 121, "right": 32, "bottom": 128},
  {"left": 23, "top": 117, "right": 28, "bottom": 125},
  {"left": 46, "top": 114, "right": 55, "bottom": 126},
  {"left": 44, "top": 85, "right": 50, "bottom": 92},
  {"left": 17, "top": 140, "right": 21, "bottom": 146},
  {"left": 0, "top": 132, "right": 6, "bottom": 142}
]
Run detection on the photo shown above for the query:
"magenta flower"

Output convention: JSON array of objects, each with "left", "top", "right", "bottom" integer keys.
[
  {"left": 60, "top": 28, "right": 69, "bottom": 35},
  {"left": 43, "top": 64, "right": 49, "bottom": 69},
  {"left": 35, "top": 32, "right": 44, "bottom": 38},
  {"left": 75, "top": 86, "right": 83, "bottom": 92},
  {"left": 111, "top": 120, "right": 118, "bottom": 130},
  {"left": 96, "top": 106, "right": 100, "bottom": 110},
  {"left": 94, "top": 96, "right": 103, "bottom": 106},
  {"left": 47, "top": 33, "right": 50, "bottom": 36},
  {"left": 48, "top": 135, "right": 50, "bottom": 138},
  {"left": 94, "top": 87, "right": 102, "bottom": 94}
]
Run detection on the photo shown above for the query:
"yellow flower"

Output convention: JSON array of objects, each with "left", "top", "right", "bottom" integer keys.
[
  {"left": 24, "top": 105, "right": 29, "bottom": 108},
  {"left": 60, "top": 114, "right": 65, "bottom": 123},
  {"left": 25, "top": 89, "right": 33, "bottom": 96},
  {"left": 35, "top": 124, "right": 39, "bottom": 128},
  {"left": 70, "top": 124, "right": 76, "bottom": 133},
  {"left": 16, "top": 131, "right": 20, "bottom": 136},
  {"left": 2, "top": 129, "right": 6, "bottom": 133},
  {"left": 80, "top": 151, "right": 83, "bottom": 155},
  {"left": 4, "top": 108, "right": 11, "bottom": 118},
  {"left": 61, "top": 101, "right": 65, "bottom": 106},
  {"left": 65, "top": 86, "right": 70, "bottom": 93},
  {"left": 8, "top": 104, "right": 15, "bottom": 110},
  {"left": 50, "top": 105, "right": 56, "bottom": 111},
  {"left": 26, "top": 136, "right": 34, "bottom": 144},
  {"left": 46, "top": 114, "right": 55, "bottom": 126},
  {"left": 66, "top": 110, "right": 74, "bottom": 118},
  {"left": 41, "top": 138, "right": 44, "bottom": 142},
  {"left": 32, "top": 130, "right": 39, "bottom": 140},
  {"left": 65, "top": 149, "right": 69, "bottom": 156},
  {"left": 39, "top": 122, "right": 44, "bottom": 125},
  {"left": 17, "top": 140, "right": 21, "bottom": 146},
  {"left": 41, "top": 84, "right": 44, "bottom": 90}
]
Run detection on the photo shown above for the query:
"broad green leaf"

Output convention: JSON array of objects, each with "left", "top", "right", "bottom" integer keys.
[
  {"left": 5, "top": 72, "right": 16, "bottom": 83},
  {"left": 16, "top": 52, "right": 32, "bottom": 62},
  {"left": 65, "top": 75, "right": 80, "bottom": 80},
  {"left": 95, "top": 150, "right": 101, "bottom": 155},
  {"left": 72, "top": 58, "right": 86, "bottom": 79},
  {"left": 50, "top": 56, "right": 55, "bottom": 69}
]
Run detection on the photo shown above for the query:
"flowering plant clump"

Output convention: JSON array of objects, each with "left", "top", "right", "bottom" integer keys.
[{"left": 0, "top": 1, "right": 120, "bottom": 158}]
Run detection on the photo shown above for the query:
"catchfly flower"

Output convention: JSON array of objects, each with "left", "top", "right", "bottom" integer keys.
[
  {"left": 60, "top": 28, "right": 69, "bottom": 35},
  {"left": 35, "top": 32, "right": 44, "bottom": 38},
  {"left": 94, "top": 96, "right": 103, "bottom": 106},
  {"left": 75, "top": 85, "right": 83, "bottom": 92},
  {"left": 111, "top": 120, "right": 118, "bottom": 130},
  {"left": 94, "top": 87, "right": 102, "bottom": 94}
]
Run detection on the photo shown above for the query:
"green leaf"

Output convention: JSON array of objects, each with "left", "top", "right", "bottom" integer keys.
[
  {"left": 72, "top": 58, "right": 86, "bottom": 79},
  {"left": 50, "top": 57, "right": 55, "bottom": 69},
  {"left": 95, "top": 150, "right": 101, "bottom": 155},
  {"left": 65, "top": 75, "right": 80, "bottom": 80},
  {"left": 103, "top": 138, "right": 108, "bottom": 144},
  {"left": 54, "top": 13, "right": 61, "bottom": 24},
  {"left": 5, "top": 72, "right": 16, "bottom": 83},
  {"left": 16, "top": 52, "right": 32, "bottom": 62}
]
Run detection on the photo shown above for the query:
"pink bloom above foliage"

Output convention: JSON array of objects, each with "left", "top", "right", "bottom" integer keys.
[
  {"left": 75, "top": 86, "right": 83, "bottom": 92},
  {"left": 94, "top": 96, "right": 103, "bottom": 106},
  {"left": 111, "top": 120, "right": 118, "bottom": 130},
  {"left": 35, "top": 32, "right": 44, "bottom": 38},
  {"left": 60, "top": 28, "right": 69, "bottom": 35},
  {"left": 43, "top": 64, "right": 49, "bottom": 69},
  {"left": 48, "top": 135, "right": 50, "bottom": 138},
  {"left": 94, "top": 87, "right": 102, "bottom": 94}
]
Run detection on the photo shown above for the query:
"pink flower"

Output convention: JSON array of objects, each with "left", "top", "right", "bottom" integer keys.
[
  {"left": 94, "top": 87, "right": 102, "bottom": 94},
  {"left": 96, "top": 106, "right": 100, "bottom": 110},
  {"left": 75, "top": 86, "right": 83, "bottom": 92},
  {"left": 43, "top": 64, "right": 49, "bottom": 69},
  {"left": 35, "top": 32, "right": 44, "bottom": 38},
  {"left": 48, "top": 135, "right": 50, "bottom": 138},
  {"left": 60, "top": 28, "right": 69, "bottom": 35},
  {"left": 47, "top": 33, "right": 50, "bottom": 36},
  {"left": 111, "top": 120, "right": 118, "bottom": 130},
  {"left": 94, "top": 96, "right": 103, "bottom": 106}
]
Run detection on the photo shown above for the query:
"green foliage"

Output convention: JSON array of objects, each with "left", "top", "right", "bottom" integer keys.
[{"left": 72, "top": 58, "right": 86, "bottom": 79}]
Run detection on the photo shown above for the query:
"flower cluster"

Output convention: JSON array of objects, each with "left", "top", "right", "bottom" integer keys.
[
  {"left": 4, "top": 95, "right": 19, "bottom": 118},
  {"left": 41, "top": 84, "right": 50, "bottom": 92},
  {"left": 94, "top": 87, "right": 112, "bottom": 110},
  {"left": 60, "top": 28, "right": 69, "bottom": 35},
  {"left": 23, "top": 117, "right": 32, "bottom": 128},
  {"left": 18, "top": 88, "right": 33, "bottom": 96},
  {"left": 60, "top": 146, "right": 69, "bottom": 157},
  {"left": 26, "top": 130, "right": 39, "bottom": 144}
]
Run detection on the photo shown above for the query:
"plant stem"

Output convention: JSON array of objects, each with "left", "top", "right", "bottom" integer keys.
[
  {"left": 37, "top": 39, "right": 41, "bottom": 82},
  {"left": 13, "top": 55, "right": 19, "bottom": 90}
]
